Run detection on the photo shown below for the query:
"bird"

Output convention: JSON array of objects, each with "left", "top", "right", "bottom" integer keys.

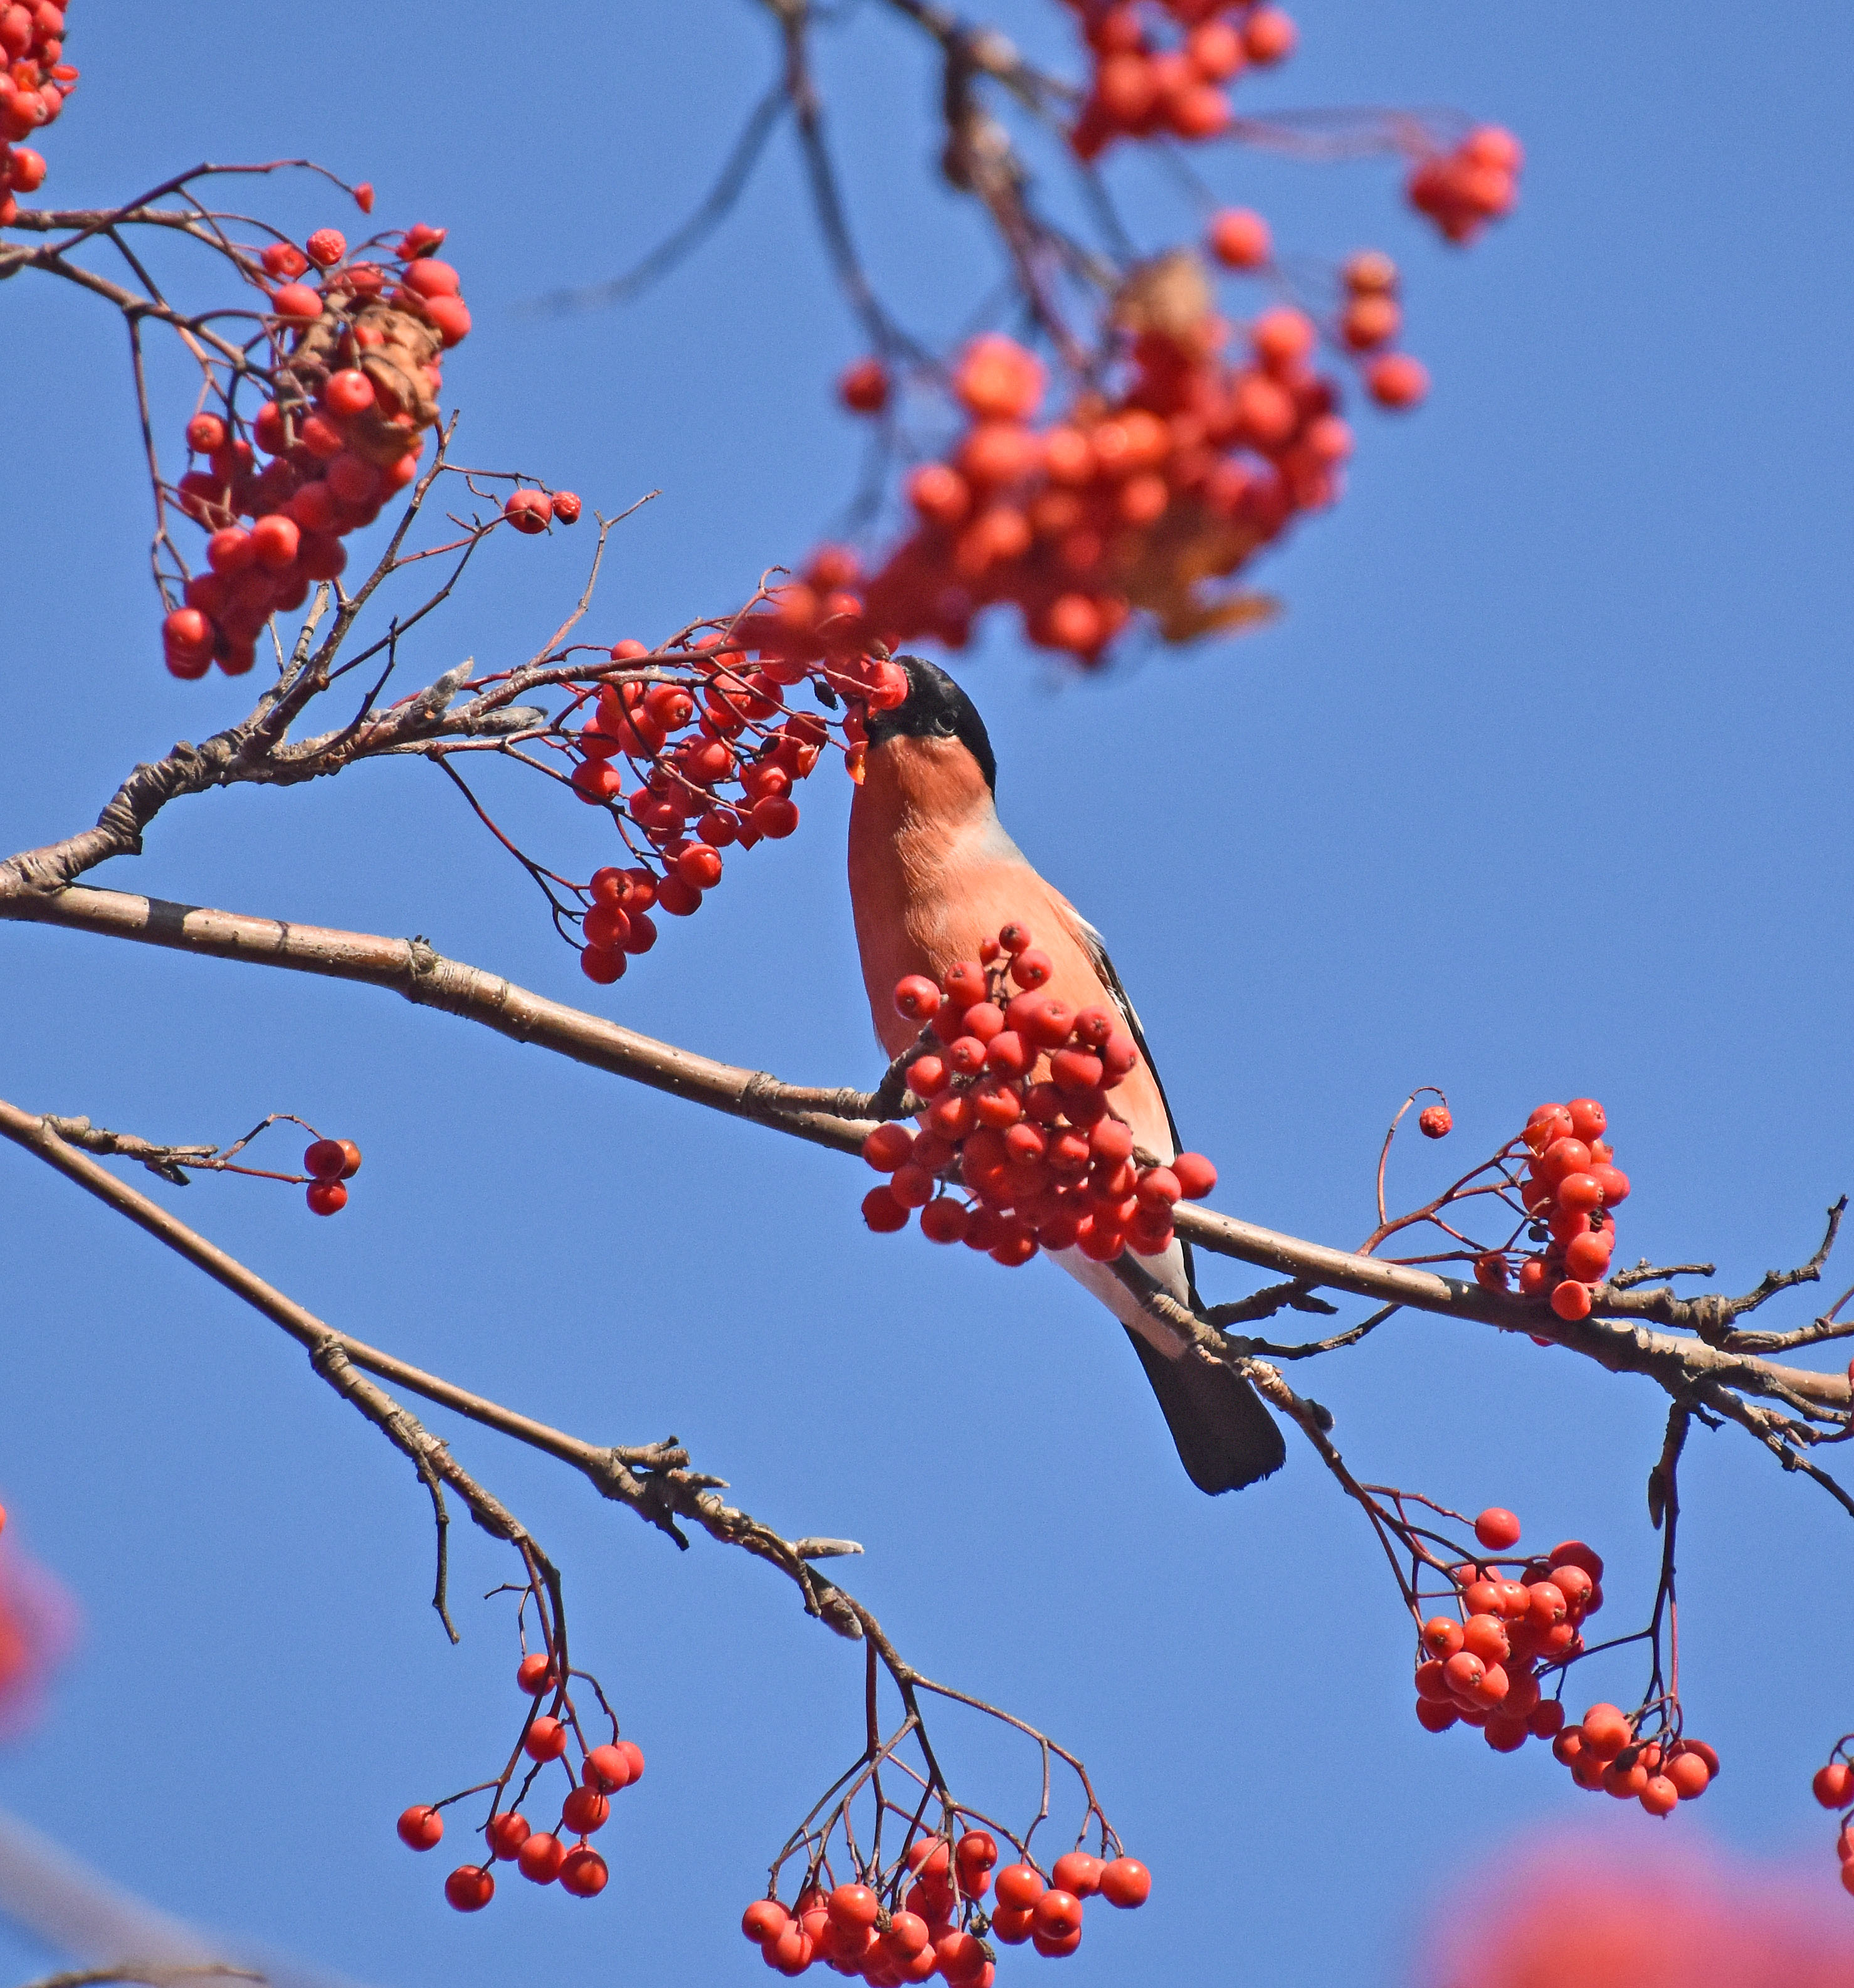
[{"left": 846, "top": 653, "right": 1285, "bottom": 1494}]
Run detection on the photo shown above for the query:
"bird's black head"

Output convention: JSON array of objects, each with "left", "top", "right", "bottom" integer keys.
[{"left": 863, "top": 655, "right": 998, "bottom": 795}]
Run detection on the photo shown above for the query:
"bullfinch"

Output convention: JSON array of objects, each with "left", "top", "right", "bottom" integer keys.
[{"left": 848, "top": 655, "right": 1285, "bottom": 1494}]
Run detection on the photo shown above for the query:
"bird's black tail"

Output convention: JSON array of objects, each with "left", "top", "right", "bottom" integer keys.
[{"left": 1122, "top": 1326, "right": 1287, "bottom": 1494}]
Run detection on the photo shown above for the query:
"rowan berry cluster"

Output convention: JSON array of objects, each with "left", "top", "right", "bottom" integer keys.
[
  {"left": 1406, "top": 126, "right": 1524, "bottom": 245},
  {"left": 1485, "top": 1099, "right": 1631, "bottom": 1320},
  {"left": 161, "top": 220, "right": 472, "bottom": 680},
  {"left": 1406, "top": 1503, "right": 1717, "bottom": 1816},
  {"left": 1810, "top": 1745, "right": 1854, "bottom": 1895},
  {"left": 744, "top": 1831, "right": 1151, "bottom": 1980},
  {"left": 812, "top": 307, "right": 1367, "bottom": 665},
  {"left": 1064, "top": 1, "right": 1298, "bottom": 162},
  {"left": 571, "top": 646, "right": 906, "bottom": 986},
  {"left": 0, "top": 0, "right": 75, "bottom": 226},
  {"left": 858, "top": 922, "right": 1215, "bottom": 1264},
  {"left": 397, "top": 1644, "right": 643, "bottom": 1913}
]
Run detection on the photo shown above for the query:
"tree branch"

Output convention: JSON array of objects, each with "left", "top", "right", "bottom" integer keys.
[{"left": 0, "top": 1098, "right": 872, "bottom": 1641}]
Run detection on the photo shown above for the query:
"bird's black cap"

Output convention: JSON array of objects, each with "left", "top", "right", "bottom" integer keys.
[{"left": 863, "top": 655, "right": 998, "bottom": 794}]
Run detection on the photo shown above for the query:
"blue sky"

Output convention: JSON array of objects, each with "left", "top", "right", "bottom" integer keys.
[{"left": 1, "top": 2, "right": 1851, "bottom": 1984}]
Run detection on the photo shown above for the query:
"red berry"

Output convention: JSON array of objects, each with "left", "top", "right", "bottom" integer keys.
[
  {"left": 261, "top": 243, "right": 310, "bottom": 280},
  {"left": 744, "top": 1899, "right": 791, "bottom": 1944},
  {"left": 861, "top": 1123, "right": 915, "bottom": 1172},
  {"left": 523, "top": 1715, "right": 567, "bottom": 1762},
  {"left": 1813, "top": 1762, "right": 1853, "bottom": 1808},
  {"left": 185, "top": 412, "right": 228, "bottom": 455},
  {"left": 305, "top": 228, "right": 347, "bottom": 266},
  {"left": 1421, "top": 1617, "right": 1465, "bottom": 1659},
  {"left": 517, "top": 1832, "right": 566, "bottom": 1883},
  {"left": 304, "top": 1138, "right": 348, "bottom": 1180},
  {"left": 306, "top": 1180, "right": 347, "bottom": 1216},
  {"left": 919, "top": 1197, "right": 971, "bottom": 1245},
  {"left": 1580, "top": 1704, "right": 1631, "bottom": 1758},
  {"left": 1473, "top": 1252, "right": 1510, "bottom": 1290},
  {"left": 957, "top": 1829, "right": 998, "bottom": 1879},
  {"left": 1665, "top": 1748, "right": 1711, "bottom": 1799},
  {"left": 424, "top": 295, "right": 472, "bottom": 346},
  {"left": 828, "top": 1884, "right": 880, "bottom": 1932},
  {"left": 323, "top": 367, "right": 374, "bottom": 418},
  {"left": 1099, "top": 1857, "right": 1151, "bottom": 1908},
  {"left": 1208, "top": 208, "right": 1270, "bottom": 270},
  {"left": 1242, "top": 6, "right": 1297, "bottom": 63},
  {"left": 1474, "top": 1507, "right": 1521, "bottom": 1552},
  {"left": 1549, "top": 1279, "right": 1593, "bottom": 1320},
  {"left": 444, "top": 1864, "right": 493, "bottom": 1911},
  {"left": 397, "top": 1804, "right": 443, "bottom": 1851},
  {"left": 1367, "top": 354, "right": 1429, "bottom": 409},
  {"left": 271, "top": 282, "right": 323, "bottom": 322},
  {"left": 559, "top": 1846, "right": 608, "bottom": 1896},
  {"left": 1051, "top": 1852, "right": 1103, "bottom": 1897},
  {"left": 583, "top": 1742, "right": 633, "bottom": 1792},
  {"left": 552, "top": 492, "right": 583, "bottom": 524},
  {"left": 752, "top": 795, "right": 800, "bottom": 838},
  {"left": 503, "top": 489, "right": 552, "bottom": 534},
  {"left": 882, "top": 1910, "right": 930, "bottom": 1959},
  {"left": 1566, "top": 1097, "right": 1607, "bottom": 1143},
  {"left": 862, "top": 1185, "right": 909, "bottom": 1233},
  {"left": 612, "top": 1739, "right": 644, "bottom": 1783},
  {"left": 1418, "top": 1104, "right": 1452, "bottom": 1139},
  {"left": 561, "top": 1785, "right": 609, "bottom": 1836},
  {"left": 1032, "top": 1888, "right": 1083, "bottom": 1938},
  {"left": 839, "top": 357, "right": 890, "bottom": 413},
  {"left": 994, "top": 1864, "right": 1045, "bottom": 1911},
  {"left": 1171, "top": 1152, "right": 1216, "bottom": 1198}
]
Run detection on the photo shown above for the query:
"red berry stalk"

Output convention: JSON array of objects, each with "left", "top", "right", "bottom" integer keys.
[
  {"left": 401, "top": 1635, "right": 642, "bottom": 1914},
  {"left": 749, "top": 1726, "right": 1149, "bottom": 1980},
  {"left": 1383, "top": 1491, "right": 1716, "bottom": 1815},
  {"left": 859, "top": 922, "right": 1216, "bottom": 1266}
]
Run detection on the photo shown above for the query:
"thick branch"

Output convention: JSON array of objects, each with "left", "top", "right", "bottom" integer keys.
[{"left": 0, "top": 1099, "right": 867, "bottom": 1639}]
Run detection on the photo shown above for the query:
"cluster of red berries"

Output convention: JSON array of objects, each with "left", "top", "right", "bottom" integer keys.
[
  {"left": 1204, "top": 228, "right": 1430, "bottom": 413},
  {"left": 859, "top": 923, "right": 1215, "bottom": 1264},
  {"left": 1813, "top": 1749, "right": 1854, "bottom": 1895},
  {"left": 1476, "top": 1098, "right": 1630, "bottom": 1319},
  {"left": 1413, "top": 1511, "right": 1596, "bottom": 1753},
  {"left": 1063, "top": 1, "right": 1297, "bottom": 161},
  {"left": 1406, "top": 126, "right": 1524, "bottom": 244},
  {"left": 1410, "top": 1510, "right": 1717, "bottom": 1814},
  {"left": 816, "top": 315, "right": 1364, "bottom": 665},
  {"left": 744, "top": 1832, "right": 1149, "bottom": 1980},
  {"left": 398, "top": 1648, "right": 644, "bottom": 1912},
  {"left": 302, "top": 1136, "right": 361, "bottom": 1217},
  {"left": 161, "top": 221, "right": 469, "bottom": 680},
  {"left": 0, "top": 0, "right": 75, "bottom": 226},
  {"left": 572, "top": 645, "right": 905, "bottom": 986},
  {"left": 1549, "top": 1713, "right": 1716, "bottom": 1816}
]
